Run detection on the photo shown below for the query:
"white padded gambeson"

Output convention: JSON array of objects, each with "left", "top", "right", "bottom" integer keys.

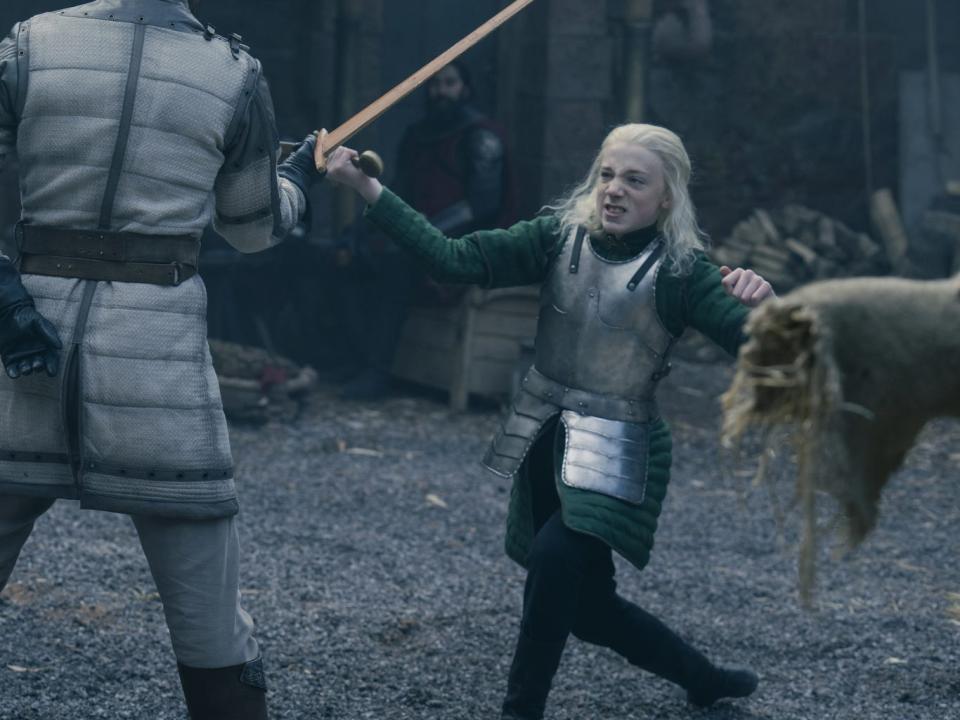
[{"left": 0, "top": 2, "right": 306, "bottom": 517}]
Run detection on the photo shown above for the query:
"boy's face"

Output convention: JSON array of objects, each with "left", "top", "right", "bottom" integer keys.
[{"left": 595, "top": 143, "right": 670, "bottom": 237}]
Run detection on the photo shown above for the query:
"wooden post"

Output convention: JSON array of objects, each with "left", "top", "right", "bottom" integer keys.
[
  {"left": 332, "top": 0, "right": 362, "bottom": 233},
  {"left": 449, "top": 290, "right": 481, "bottom": 411},
  {"left": 510, "top": 0, "right": 613, "bottom": 215},
  {"left": 623, "top": 0, "right": 655, "bottom": 122},
  {"left": 331, "top": 0, "right": 383, "bottom": 233},
  {"left": 869, "top": 189, "right": 910, "bottom": 272}
]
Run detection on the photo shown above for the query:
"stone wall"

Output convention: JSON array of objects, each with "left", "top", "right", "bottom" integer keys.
[
  {"left": 644, "top": 0, "right": 899, "bottom": 236},
  {"left": 500, "top": 0, "right": 615, "bottom": 217},
  {"left": 0, "top": 0, "right": 912, "bottom": 240}
]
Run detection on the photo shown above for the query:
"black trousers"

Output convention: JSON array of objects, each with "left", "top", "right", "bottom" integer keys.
[
  {"left": 521, "top": 417, "right": 634, "bottom": 647},
  {"left": 512, "top": 421, "right": 716, "bottom": 693},
  {"left": 522, "top": 509, "right": 638, "bottom": 646}
]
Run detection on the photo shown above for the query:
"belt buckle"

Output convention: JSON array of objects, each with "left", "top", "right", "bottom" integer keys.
[{"left": 171, "top": 262, "right": 182, "bottom": 286}]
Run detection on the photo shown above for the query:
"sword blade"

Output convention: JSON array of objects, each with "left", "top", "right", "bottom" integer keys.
[{"left": 313, "top": 0, "right": 536, "bottom": 168}]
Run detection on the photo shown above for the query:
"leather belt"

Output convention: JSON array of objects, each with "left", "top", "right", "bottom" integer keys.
[{"left": 15, "top": 224, "right": 200, "bottom": 286}]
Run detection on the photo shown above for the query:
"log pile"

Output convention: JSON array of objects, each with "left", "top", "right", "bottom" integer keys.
[
  {"left": 208, "top": 339, "right": 318, "bottom": 424},
  {"left": 711, "top": 205, "right": 889, "bottom": 293}
]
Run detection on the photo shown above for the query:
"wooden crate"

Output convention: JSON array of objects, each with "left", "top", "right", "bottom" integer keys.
[{"left": 391, "top": 285, "right": 540, "bottom": 410}]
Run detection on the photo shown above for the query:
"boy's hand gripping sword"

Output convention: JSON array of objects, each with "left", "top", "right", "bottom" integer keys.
[{"left": 280, "top": 0, "right": 535, "bottom": 179}]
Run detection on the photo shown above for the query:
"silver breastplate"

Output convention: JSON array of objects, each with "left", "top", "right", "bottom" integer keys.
[{"left": 534, "top": 226, "right": 675, "bottom": 401}]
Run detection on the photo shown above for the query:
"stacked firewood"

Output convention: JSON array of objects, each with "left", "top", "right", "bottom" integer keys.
[
  {"left": 710, "top": 205, "right": 889, "bottom": 293},
  {"left": 208, "top": 339, "right": 317, "bottom": 424}
]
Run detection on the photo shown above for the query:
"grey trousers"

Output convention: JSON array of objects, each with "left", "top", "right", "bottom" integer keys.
[{"left": 0, "top": 495, "right": 259, "bottom": 668}]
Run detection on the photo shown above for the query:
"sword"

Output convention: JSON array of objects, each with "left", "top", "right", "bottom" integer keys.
[{"left": 279, "top": 0, "right": 535, "bottom": 179}]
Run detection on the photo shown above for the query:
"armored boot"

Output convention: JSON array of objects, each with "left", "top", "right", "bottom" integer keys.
[
  {"left": 608, "top": 602, "right": 758, "bottom": 707},
  {"left": 177, "top": 656, "right": 268, "bottom": 720},
  {"left": 500, "top": 632, "right": 567, "bottom": 720}
]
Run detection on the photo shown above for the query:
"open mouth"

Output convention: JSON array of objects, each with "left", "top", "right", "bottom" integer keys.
[{"left": 603, "top": 204, "right": 626, "bottom": 216}]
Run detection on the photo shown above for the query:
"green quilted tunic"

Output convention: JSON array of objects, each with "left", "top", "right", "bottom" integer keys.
[{"left": 366, "top": 188, "right": 749, "bottom": 571}]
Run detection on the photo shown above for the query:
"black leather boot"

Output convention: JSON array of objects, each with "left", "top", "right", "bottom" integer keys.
[
  {"left": 606, "top": 601, "right": 758, "bottom": 707},
  {"left": 500, "top": 632, "right": 567, "bottom": 720},
  {"left": 685, "top": 665, "right": 759, "bottom": 708},
  {"left": 177, "top": 656, "right": 268, "bottom": 720}
]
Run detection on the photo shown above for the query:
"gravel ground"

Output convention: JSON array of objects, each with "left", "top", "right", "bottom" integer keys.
[{"left": 2, "top": 357, "right": 960, "bottom": 720}]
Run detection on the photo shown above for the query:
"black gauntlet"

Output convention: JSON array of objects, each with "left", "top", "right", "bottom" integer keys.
[
  {"left": 0, "top": 257, "right": 63, "bottom": 378},
  {"left": 277, "top": 132, "right": 323, "bottom": 198}
]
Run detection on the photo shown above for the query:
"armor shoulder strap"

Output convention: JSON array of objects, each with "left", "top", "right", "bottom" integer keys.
[
  {"left": 13, "top": 20, "right": 29, "bottom": 119},
  {"left": 569, "top": 226, "right": 586, "bottom": 274},
  {"left": 222, "top": 55, "right": 262, "bottom": 156},
  {"left": 543, "top": 223, "right": 580, "bottom": 272},
  {"left": 626, "top": 238, "right": 666, "bottom": 292}
]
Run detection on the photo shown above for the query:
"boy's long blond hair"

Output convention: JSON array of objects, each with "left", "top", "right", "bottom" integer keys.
[{"left": 543, "top": 124, "right": 706, "bottom": 276}]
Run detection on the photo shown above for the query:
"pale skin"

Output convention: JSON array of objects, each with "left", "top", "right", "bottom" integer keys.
[{"left": 325, "top": 139, "right": 774, "bottom": 308}]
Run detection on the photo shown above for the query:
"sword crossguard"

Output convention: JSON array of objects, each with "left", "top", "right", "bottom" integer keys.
[
  {"left": 313, "top": 129, "right": 383, "bottom": 179},
  {"left": 314, "top": 129, "right": 330, "bottom": 173}
]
